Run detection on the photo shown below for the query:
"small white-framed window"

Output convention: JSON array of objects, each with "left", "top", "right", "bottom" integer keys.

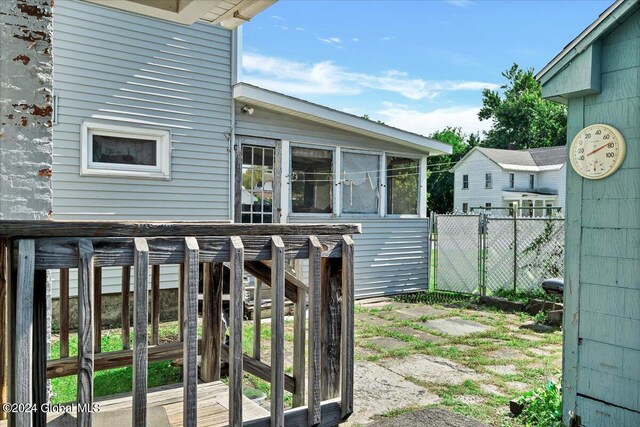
[
  {"left": 462, "top": 174, "right": 469, "bottom": 189},
  {"left": 485, "top": 173, "right": 492, "bottom": 189},
  {"left": 341, "top": 150, "right": 381, "bottom": 215},
  {"left": 509, "top": 173, "right": 515, "bottom": 189},
  {"left": 462, "top": 202, "right": 469, "bottom": 213},
  {"left": 81, "top": 121, "right": 171, "bottom": 179},
  {"left": 529, "top": 174, "right": 535, "bottom": 189}
]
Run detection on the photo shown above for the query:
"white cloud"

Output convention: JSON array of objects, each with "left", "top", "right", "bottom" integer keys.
[
  {"left": 351, "top": 38, "right": 359, "bottom": 42},
  {"left": 295, "top": 27, "right": 305, "bottom": 31},
  {"left": 242, "top": 53, "right": 499, "bottom": 101},
  {"left": 381, "top": 36, "right": 393, "bottom": 41},
  {"left": 318, "top": 37, "right": 342, "bottom": 44},
  {"left": 445, "top": 0, "right": 474, "bottom": 7},
  {"left": 376, "top": 103, "right": 492, "bottom": 136},
  {"left": 271, "top": 15, "right": 284, "bottom": 20}
]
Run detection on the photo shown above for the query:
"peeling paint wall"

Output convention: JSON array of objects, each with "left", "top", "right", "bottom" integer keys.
[{"left": 0, "top": 0, "right": 53, "bottom": 220}]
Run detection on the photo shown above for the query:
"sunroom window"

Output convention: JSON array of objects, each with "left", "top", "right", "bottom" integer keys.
[
  {"left": 81, "top": 122, "right": 170, "bottom": 179},
  {"left": 291, "top": 147, "right": 333, "bottom": 214},
  {"left": 341, "top": 151, "right": 380, "bottom": 214},
  {"left": 386, "top": 156, "right": 419, "bottom": 215}
]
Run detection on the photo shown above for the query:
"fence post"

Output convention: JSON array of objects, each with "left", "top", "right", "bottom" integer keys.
[
  {"left": 427, "top": 211, "right": 433, "bottom": 292},
  {"left": 478, "top": 213, "right": 486, "bottom": 297},
  {"left": 513, "top": 206, "right": 518, "bottom": 292}
]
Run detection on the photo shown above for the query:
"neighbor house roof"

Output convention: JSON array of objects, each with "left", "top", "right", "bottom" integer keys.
[
  {"left": 536, "top": 0, "right": 639, "bottom": 84},
  {"left": 233, "top": 83, "right": 453, "bottom": 156},
  {"left": 451, "top": 146, "right": 566, "bottom": 172}
]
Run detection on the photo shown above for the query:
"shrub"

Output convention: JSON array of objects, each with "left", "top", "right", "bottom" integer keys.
[{"left": 517, "top": 380, "right": 562, "bottom": 427}]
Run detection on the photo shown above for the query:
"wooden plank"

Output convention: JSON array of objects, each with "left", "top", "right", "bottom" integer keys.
[
  {"left": 77, "top": 239, "right": 95, "bottom": 427},
  {"left": 229, "top": 236, "right": 244, "bottom": 427},
  {"left": 220, "top": 344, "right": 296, "bottom": 393},
  {"left": 15, "top": 240, "right": 34, "bottom": 427},
  {"left": 340, "top": 236, "right": 355, "bottom": 420},
  {"left": 121, "top": 266, "right": 131, "bottom": 350},
  {"left": 308, "top": 236, "right": 322, "bottom": 425},
  {"left": 253, "top": 280, "right": 262, "bottom": 361},
  {"left": 33, "top": 269, "right": 47, "bottom": 427},
  {"left": 321, "top": 256, "right": 341, "bottom": 401},
  {"left": 243, "top": 399, "right": 343, "bottom": 427},
  {"left": 244, "top": 261, "right": 298, "bottom": 302},
  {"left": 271, "top": 236, "right": 285, "bottom": 427},
  {"left": 133, "top": 238, "right": 149, "bottom": 427},
  {"left": 0, "top": 238, "right": 8, "bottom": 422},
  {"left": 59, "top": 268, "right": 70, "bottom": 358},
  {"left": 562, "top": 97, "right": 584, "bottom": 425},
  {"left": 183, "top": 237, "right": 199, "bottom": 427},
  {"left": 292, "top": 282, "right": 306, "bottom": 408},
  {"left": 94, "top": 266, "right": 102, "bottom": 353},
  {"left": 211, "top": 263, "right": 223, "bottom": 381},
  {"left": 178, "top": 263, "right": 184, "bottom": 342},
  {"left": 151, "top": 264, "right": 160, "bottom": 345},
  {"left": 32, "top": 235, "right": 345, "bottom": 269},
  {"left": 201, "top": 263, "right": 215, "bottom": 383},
  {"left": 0, "top": 221, "right": 361, "bottom": 238}
]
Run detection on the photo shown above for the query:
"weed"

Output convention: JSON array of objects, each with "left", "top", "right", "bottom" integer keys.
[{"left": 517, "top": 380, "right": 562, "bottom": 427}]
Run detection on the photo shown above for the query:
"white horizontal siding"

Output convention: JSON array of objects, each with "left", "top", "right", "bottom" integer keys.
[
  {"left": 289, "top": 218, "right": 430, "bottom": 298},
  {"left": 454, "top": 151, "right": 507, "bottom": 211},
  {"left": 52, "top": 0, "right": 233, "bottom": 294}
]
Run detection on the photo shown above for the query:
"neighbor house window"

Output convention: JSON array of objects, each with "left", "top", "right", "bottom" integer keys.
[
  {"left": 509, "top": 173, "right": 515, "bottom": 188},
  {"left": 291, "top": 147, "right": 333, "bottom": 214},
  {"left": 485, "top": 202, "right": 492, "bottom": 208},
  {"left": 81, "top": 121, "right": 170, "bottom": 179},
  {"left": 341, "top": 151, "right": 380, "bottom": 214},
  {"left": 386, "top": 156, "right": 419, "bottom": 215},
  {"left": 529, "top": 174, "right": 535, "bottom": 189},
  {"left": 462, "top": 174, "right": 469, "bottom": 189},
  {"left": 241, "top": 144, "right": 274, "bottom": 224},
  {"left": 485, "top": 173, "right": 492, "bottom": 189},
  {"left": 462, "top": 203, "right": 469, "bottom": 213}
]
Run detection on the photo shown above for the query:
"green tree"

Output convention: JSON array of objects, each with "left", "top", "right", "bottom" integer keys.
[
  {"left": 427, "top": 127, "right": 477, "bottom": 214},
  {"left": 479, "top": 64, "right": 567, "bottom": 149}
]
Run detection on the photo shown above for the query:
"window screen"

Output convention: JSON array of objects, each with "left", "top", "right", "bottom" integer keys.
[
  {"left": 341, "top": 152, "right": 380, "bottom": 214},
  {"left": 291, "top": 147, "right": 333, "bottom": 214},
  {"left": 386, "top": 156, "right": 419, "bottom": 215}
]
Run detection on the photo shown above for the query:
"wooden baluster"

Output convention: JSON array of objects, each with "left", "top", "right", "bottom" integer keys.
[
  {"left": 178, "top": 264, "right": 184, "bottom": 342},
  {"left": 93, "top": 266, "right": 102, "bottom": 353},
  {"left": 201, "top": 263, "right": 215, "bottom": 382},
  {"left": 33, "top": 269, "right": 47, "bottom": 427},
  {"left": 271, "top": 236, "right": 285, "bottom": 427},
  {"left": 212, "top": 263, "right": 223, "bottom": 381},
  {"left": 59, "top": 268, "right": 70, "bottom": 358},
  {"left": 307, "top": 236, "right": 322, "bottom": 426},
  {"left": 15, "top": 240, "right": 35, "bottom": 427},
  {"left": 229, "top": 236, "right": 244, "bottom": 427},
  {"left": 133, "top": 238, "right": 149, "bottom": 426},
  {"left": 151, "top": 265, "right": 160, "bottom": 346},
  {"left": 292, "top": 281, "right": 306, "bottom": 408},
  {"left": 183, "top": 237, "right": 199, "bottom": 427},
  {"left": 121, "top": 266, "right": 131, "bottom": 350},
  {"left": 321, "top": 256, "right": 341, "bottom": 400},
  {"left": 77, "top": 239, "right": 95, "bottom": 427},
  {"left": 341, "top": 236, "right": 355, "bottom": 419},
  {"left": 253, "top": 280, "right": 262, "bottom": 361}
]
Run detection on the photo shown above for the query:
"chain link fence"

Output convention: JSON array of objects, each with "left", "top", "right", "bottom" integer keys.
[{"left": 431, "top": 212, "right": 565, "bottom": 295}]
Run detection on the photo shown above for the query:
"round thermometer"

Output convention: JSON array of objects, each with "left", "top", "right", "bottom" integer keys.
[{"left": 569, "top": 123, "right": 626, "bottom": 179}]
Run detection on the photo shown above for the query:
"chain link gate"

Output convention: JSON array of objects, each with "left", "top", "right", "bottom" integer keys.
[
  {"left": 434, "top": 214, "right": 482, "bottom": 294},
  {"left": 432, "top": 213, "right": 564, "bottom": 295}
]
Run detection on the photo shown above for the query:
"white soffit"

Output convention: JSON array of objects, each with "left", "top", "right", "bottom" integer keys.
[{"left": 233, "top": 83, "right": 453, "bottom": 156}]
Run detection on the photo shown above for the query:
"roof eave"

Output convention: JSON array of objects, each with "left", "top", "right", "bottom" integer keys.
[{"left": 233, "top": 83, "right": 453, "bottom": 155}]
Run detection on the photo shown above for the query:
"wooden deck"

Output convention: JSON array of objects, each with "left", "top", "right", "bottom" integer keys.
[{"left": 1, "top": 382, "right": 269, "bottom": 427}]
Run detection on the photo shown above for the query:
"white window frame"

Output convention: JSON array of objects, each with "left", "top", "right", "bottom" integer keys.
[
  {"left": 462, "top": 174, "right": 469, "bottom": 189},
  {"left": 384, "top": 151, "right": 422, "bottom": 218},
  {"left": 529, "top": 174, "right": 535, "bottom": 189},
  {"left": 288, "top": 142, "right": 336, "bottom": 218},
  {"left": 485, "top": 173, "right": 492, "bottom": 189},
  {"left": 509, "top": 173, "right": 515, "bottom": 189},
  {"left": 81, "top": 121, "right": 171, "bottom": 179},
  {"left": 339, "top": 148, "right": 384, "bottom": 218}
]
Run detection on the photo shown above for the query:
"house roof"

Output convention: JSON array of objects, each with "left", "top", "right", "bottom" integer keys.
[
  {"left": 536, "top": 0, "right": 639, "bottom": 84},
  {"left": 452, "top": 146, "right": 566, "bottom": 172},
  {"left": 233, "top": 83, "right": 453, "bottom": 156}
]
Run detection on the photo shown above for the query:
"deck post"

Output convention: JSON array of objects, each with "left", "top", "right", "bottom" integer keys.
[
  {"left": 133, "top": 238, "right": 149, "bottom": 426},
  {"left": 320, "top": 256, "right": 341, "bottom": 400},
  {"left": 183, "top": 237, "right": 199, "bottom": 427},
  {"left": 340, "top": 236, "right": 355, "bottom": 419},
  {"left": 77, "top": 239, "right": 95, "bottom": 427},
  {"left": 15, "top": 240, "right": 35, "bottom": 427},
  {"left": 121, "top": 266, "right": 131, "bottom": 350},
  {"left": 229, "top": 236, "right": 244, "bottom": 427},
  {"left": 33, "top": 268, "right": 47, "bottom": 427},
  {"left": 0, "top": 237, "right": 10, "bottom": 421},
  {"left": 307, "top": 236, "right": 322, "bottom": 425},
  {"left": 271, "top": 236, "right": 285, "bottom": 427}
]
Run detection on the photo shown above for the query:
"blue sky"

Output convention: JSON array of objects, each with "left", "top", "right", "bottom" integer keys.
[{"left": 241, "top": 0, "right": 613, "bottom": 137}]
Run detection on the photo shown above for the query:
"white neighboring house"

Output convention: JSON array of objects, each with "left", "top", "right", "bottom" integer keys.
[{"left": 451, "top": 146, "right": 566, "bottom": 216}]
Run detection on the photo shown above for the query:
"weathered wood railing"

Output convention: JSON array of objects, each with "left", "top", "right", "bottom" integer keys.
[{"left": 0, "top": 221, "right": 359, "bottom": 427}]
